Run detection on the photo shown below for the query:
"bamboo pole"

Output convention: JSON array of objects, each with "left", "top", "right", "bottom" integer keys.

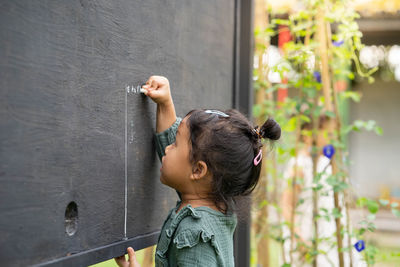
[
  {"left": 332, "top": 83, "right": 354, "bottom": 267},
  {"left": 142, "top": 246, "right": 154, "bottom": 266},
  {"left": 254, "top": 0, "right": 270, "bottom": 265},
  {"left": 272, "top": 152, "right": 287, "bottom": 264},
  {"left": 289, "top": 114, "right": 302, "bottom": 264},
  {"left": 301, "top": 15, "right": 320, "bottom": 266},
  {"left": 327, "top": 21, "right": 354, "bottom": 267},
  {"left": 311, "top": 93, "right": 320, "bottom": 267},
  {"left": 316, "top": 7, "right": 344, "bottom": 267}
]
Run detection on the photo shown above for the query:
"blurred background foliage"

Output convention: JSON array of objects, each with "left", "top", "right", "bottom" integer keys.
[{"left": 251, "top": 0, "right": 400, "bottom": 266}]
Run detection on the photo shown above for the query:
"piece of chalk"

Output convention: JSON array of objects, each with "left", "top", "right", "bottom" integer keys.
[{"left": 140, "top": 88, "right": 148, "bottom": 94}]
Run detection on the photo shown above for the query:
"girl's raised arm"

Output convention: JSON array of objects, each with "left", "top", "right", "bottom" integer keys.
[{"left": 142, "top": 75, "right": 177, "bottom": 133}]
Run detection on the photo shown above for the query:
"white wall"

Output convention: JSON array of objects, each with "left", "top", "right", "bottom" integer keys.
[{"left": 349, "top": 79, "right": 400, "bottom": 198}]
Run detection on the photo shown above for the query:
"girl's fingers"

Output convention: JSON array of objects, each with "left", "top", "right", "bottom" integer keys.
[
  {"left": 150, "top": 79, "right": 158, "bottom": 90},
  {"left": 145, "top": 87, "right": 161, "bottom": 99},
  {"left": 114, "top": 255, "right": 127, "bottom": 267},
  {"left": 143, "top": 81, "right": 157, "bottom": 92},
  {"left": 142, "top": 76, "right": 170, "bottom": 104},
  {"left": 145, "top": 77, "right": 152, "bottom": 85},
  {"left": 127, "top": 247, "right": 140, "bottom": 267}
]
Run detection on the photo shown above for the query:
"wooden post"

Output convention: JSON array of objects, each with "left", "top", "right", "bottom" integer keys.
[
  {"left": 316, "top": 7, "right": 344, "bottom": 267},
  {"left": 311, "top": 94, "right": 320, "bottom": 267},
  {"left": 272, "top": 152, "right": 287, "bottom": 264},
  {"left": 289, "top": 115, "right": 302, "bottom": 264},
  {"left": 142, "top": 246, "right": 154, "bottom": 266},
  {"left": 253, "top": 0, "right": 270, "bottom": 266},
  {"left": 327, "top": 23, "right": 353, "bottom": 266},
  {"left": 302, "top": 15, "right": 320, "bottom": 267}
]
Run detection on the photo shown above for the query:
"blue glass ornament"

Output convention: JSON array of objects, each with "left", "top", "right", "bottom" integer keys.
[
  {"left": 313, "top": 71, "right": 322, "bottom": 83},
  {"left": 354, "top": 240, "right": 365, "bottom": 252},
  {"left": 323, "top": 144, "right": 335, "bottom": 159}
]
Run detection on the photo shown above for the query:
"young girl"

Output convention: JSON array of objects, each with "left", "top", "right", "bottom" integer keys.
[{"left": 115, "top": 75, "right": 281, "bottom": 267}]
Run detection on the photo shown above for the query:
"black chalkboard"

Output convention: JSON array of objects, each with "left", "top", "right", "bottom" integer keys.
[{"left": 0, "top": 1, "right": 251, "bottom": 266}]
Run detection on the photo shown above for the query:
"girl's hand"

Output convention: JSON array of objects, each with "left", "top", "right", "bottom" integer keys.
[
  {"left": 143, "top": 75, "right": 176, "bottom": 133},
  {"left": 143, "top": 76, "right": 173, "bottom": 106},
  {"left": 114, "top": 247, "right": 141, "bottom": 267}
]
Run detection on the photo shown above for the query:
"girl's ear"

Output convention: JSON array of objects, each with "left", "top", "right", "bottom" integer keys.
[{"left": 190, "top": 160, "right": 208, "bottom": 181}]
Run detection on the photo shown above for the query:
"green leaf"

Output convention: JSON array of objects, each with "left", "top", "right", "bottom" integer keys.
[
  {"left": 296, "top": 198, "right": 305, "bottom": 207},
  {"left": 326, "top": 174, "right": 348, "bottom": 192},
  {"left": 357, "top": 197, "right": 367, "bottom": 208},
  {"left": 368, "top": 76, "right": 375, "bottom": 84},
  {"left": 277, "top": 146, "right": 286, "bottom": 156},
  {"left": 367, "top": 222, "right": 377, "bottom": 232},
  {"left": 301, "top": 129, "right": 312, "bottom": 138},
  {"left": 374, "top": 126, "right": 383, "bottom": 136},
  {"left": 331, "top": 139, "right": 346, "bottom": 150},
  {"left": 379, "top": 199, "right": 389, "bottom": 206},
  {"left": 332, "top": 208, "right": 342, "bottom": 218},
  {"left": 313, "top": 184, "right": 323, "bottom": 191},
  {"left": 326, "top": 175, "right": 337, "bottom": 187},
  {"left": 365, "top": 120, "right": 376, "bottom": 131},
  {"left": 342, "top": 125, "right": 354, "bottom": 135},
  {"left": 347, "top": 72, "right": 355, "bottom": 80},
  {"left": 325, "top": 110, "right": 336, "bottom": 118},
  {"left": 272, "top": 19, "right": 290, "bottom": 26},
  {"left": 353, "top": 120, "right": 364, "bottom": 129},
  {"left": 320, "top": 208, "right": 329, "bottom": 214},
  {"left": 335, "top": 181, "right": 349, "bottom": 192},
  {"left": 284, "top": 117, "right": 297, "bottom": 132},
  {"left": 367, "top": 199, "right": 379, "bottom": 214},
  {"left": 342, "top": 91, "right": 361, "bottom": 102},
  {"left": 391, "top": 209, "right": 400, "bottom": 218},
  {"left": 259, "top": 199, "right": 268, "bottom": 208},
  {"left": 358, "top": 228, "right": 366, "bottom": 235},
  {"left": 253, "top": 104, "right": 262, "bottom": 118},
  {"left": 299, "top": 114, "right": 310, "bottom": 123},
  {"left": 367, "top": 213, "right": 376, "bottom": 221}
]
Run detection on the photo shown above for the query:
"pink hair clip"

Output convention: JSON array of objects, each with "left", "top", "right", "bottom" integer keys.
[{"left": 254, "top": 149, "right": 262, "bottom": 166}]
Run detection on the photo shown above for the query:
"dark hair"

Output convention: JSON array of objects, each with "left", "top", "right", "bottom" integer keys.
[{"left": 185, "top": 109, "right": 281, "bottom": 214}]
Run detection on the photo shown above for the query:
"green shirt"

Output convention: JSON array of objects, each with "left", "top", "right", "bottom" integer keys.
[{"left": 154, "top": 118, "right": 237, "bottom": 267}]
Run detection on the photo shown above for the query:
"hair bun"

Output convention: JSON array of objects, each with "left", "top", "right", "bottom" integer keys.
[{"left": 259, "top": 118, "right": 281, "bottom": 141}]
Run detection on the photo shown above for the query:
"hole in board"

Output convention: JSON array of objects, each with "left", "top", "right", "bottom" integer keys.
[{"left": 65, "top": 201, "right": 78, "bottom": 236}]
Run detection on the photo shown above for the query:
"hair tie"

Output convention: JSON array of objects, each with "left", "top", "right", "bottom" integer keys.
[
  {"left": 254, "top": 149, "right": 262, "bottom": 166},
  {"left": 254, "top": 126, "right": 262, "bottom": 139}
]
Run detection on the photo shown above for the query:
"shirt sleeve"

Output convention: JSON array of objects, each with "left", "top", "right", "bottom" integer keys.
[
  {"left": 175, "top": 240, "right": 219, "bottom": 266},
  {"left": 154, "top": 117, "right": 182, "bottom": 162}
]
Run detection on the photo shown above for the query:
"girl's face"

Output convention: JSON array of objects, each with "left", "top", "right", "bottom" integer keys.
[{"left": 160, "top": 117, "right": 194, "bottom": 192}]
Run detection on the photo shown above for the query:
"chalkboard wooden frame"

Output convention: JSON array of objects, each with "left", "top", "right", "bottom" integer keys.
[
  {"left": 232, "top": 1, "right": 254, "bottom": 267},
  {"left": 35, "top": 232, "right": 158, "bottom": 267}
]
